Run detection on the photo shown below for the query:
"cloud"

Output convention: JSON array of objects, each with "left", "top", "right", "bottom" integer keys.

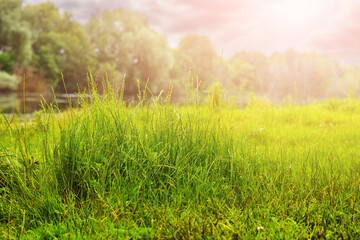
[
  {"left": 24, "top": 0, "right": 132, "bottom": 23},
  {"left": 309, "top": 2, "right": 360, "bottom": 52}
]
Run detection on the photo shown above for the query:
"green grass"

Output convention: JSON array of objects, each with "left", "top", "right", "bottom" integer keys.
[{"left": 1, "top": 84, "right": 360, "bottom": 239}]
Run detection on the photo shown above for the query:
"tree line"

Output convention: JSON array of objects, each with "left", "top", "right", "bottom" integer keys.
[{"left": 1, "top": 0, "right": 360, "bottom": 102}]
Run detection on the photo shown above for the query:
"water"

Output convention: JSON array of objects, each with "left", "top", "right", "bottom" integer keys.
[
  {"left": 1, "top": 92, "right": 252, "bottom": 115},
  {"left": 0, "top": 92, "right": 79, "bottom": 114}
]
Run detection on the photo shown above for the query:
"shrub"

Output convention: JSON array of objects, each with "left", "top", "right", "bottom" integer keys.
[{"left": 0, "top": 71, "right": 19, "bottom": 90}]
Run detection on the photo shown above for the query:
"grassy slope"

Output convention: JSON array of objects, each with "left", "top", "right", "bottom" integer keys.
[{"left": 1, "top": 90, "right": 360, "bottom": 239}]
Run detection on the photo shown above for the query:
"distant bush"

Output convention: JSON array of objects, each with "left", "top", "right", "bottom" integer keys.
[
  {"left": 0, "top": 52, "right": 14, "bottom": 74},
  {"left": 320, "top": 96, "right": 360, "bottom": 113},
  {"left": 0, "top": 71, "right": 20, "bottom": 90}
]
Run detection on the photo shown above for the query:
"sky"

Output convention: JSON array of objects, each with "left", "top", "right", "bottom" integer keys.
[{"left": 24, "top": 0, "right": 360, "bottom": 63}]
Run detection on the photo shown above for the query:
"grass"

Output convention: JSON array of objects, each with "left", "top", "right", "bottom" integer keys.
[{"left": 1, "top": 81, "right": 360, "bottom": 239}]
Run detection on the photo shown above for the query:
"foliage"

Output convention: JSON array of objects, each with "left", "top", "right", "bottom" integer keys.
[
  {"left": 0, "top": 71, "right": 19, "bottom": 89},
  {"left": 341, "top": 65, "right": 360, "bottom": 96},
  {"left": 227, "top": 59, "right": 257, "bottom": 93},
  {"left": 87, "top": 8, "right": 173, "bottom": 95},
  {"left": 1, "top": 1, "right": 360, "bottom": 104},
  {"left": 22, "top": 3, "right": 94, "bottom": 90},
  {"left": 267, "top": 50, "right": 342, "bottom": 101},
  {"left": 206, "top": 81, "right": 225, "bottom": 108},
  {"left": 226, "top": 52, "right": 269, "bottom": 94},
  {"left": 175, "top": 34, "right": 219, "bottom": 90},
  {"left": 0, "top": 52, "right": 14, "bottom": 73},
  {"left": 0, "top": 0, "right": 32, "bottom": 65}
]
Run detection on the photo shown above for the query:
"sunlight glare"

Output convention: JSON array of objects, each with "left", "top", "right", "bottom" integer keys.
[{"left": 264, "top": 1, "right": 321, "bottom": 31}]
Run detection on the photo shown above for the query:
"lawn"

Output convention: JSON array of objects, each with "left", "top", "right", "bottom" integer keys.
[{"left": 1, "top": 86, "right": 360, "bottom": 239}]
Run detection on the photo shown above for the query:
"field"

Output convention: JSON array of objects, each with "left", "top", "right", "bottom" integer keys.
[{"left": 1, "top": 85, "right": 360, "bottom": 239}]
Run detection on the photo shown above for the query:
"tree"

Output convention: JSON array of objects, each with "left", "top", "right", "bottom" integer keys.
[
  {"left": 175, "top": 34, "right": 219, "bottom": 90},
  {"left": 87, "top": 8, "right": 173, "bottom": 95},
  {"left": 266, "top": 50, "right": 341, "bottom": 101},
  {"left": 227, "top": 59, "right": 257, "bottom": 94},
  {"left": 22, "top": 3, "right": 95, "bottom": 90},
  {"left": 0, "top": 0, "right": 32, "bottom": 66},
  {"left": 229, "top": 52, "right": 269, "bottom": 94},
  {"left": 0, "top": 52, "right": 14, "bottom": 73},
  {"left": 341, "top": 65, "right": 360, "bottom": 96},
  {"left": 0, "top": 71, "right": 19, "bottom": 90}
]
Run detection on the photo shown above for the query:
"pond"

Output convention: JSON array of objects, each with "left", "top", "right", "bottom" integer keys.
[{"left": 0, "top": 92, "right": 79, "bottom": 114}]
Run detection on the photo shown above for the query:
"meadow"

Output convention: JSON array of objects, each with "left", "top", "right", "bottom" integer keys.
[{"left": 1, "top": 82, "right": 360, "bottom": 239}]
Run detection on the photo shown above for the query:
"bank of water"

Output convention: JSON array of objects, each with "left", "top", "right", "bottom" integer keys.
[{"left": 0, "top": 92, "right": 79, "bottom": 114}]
